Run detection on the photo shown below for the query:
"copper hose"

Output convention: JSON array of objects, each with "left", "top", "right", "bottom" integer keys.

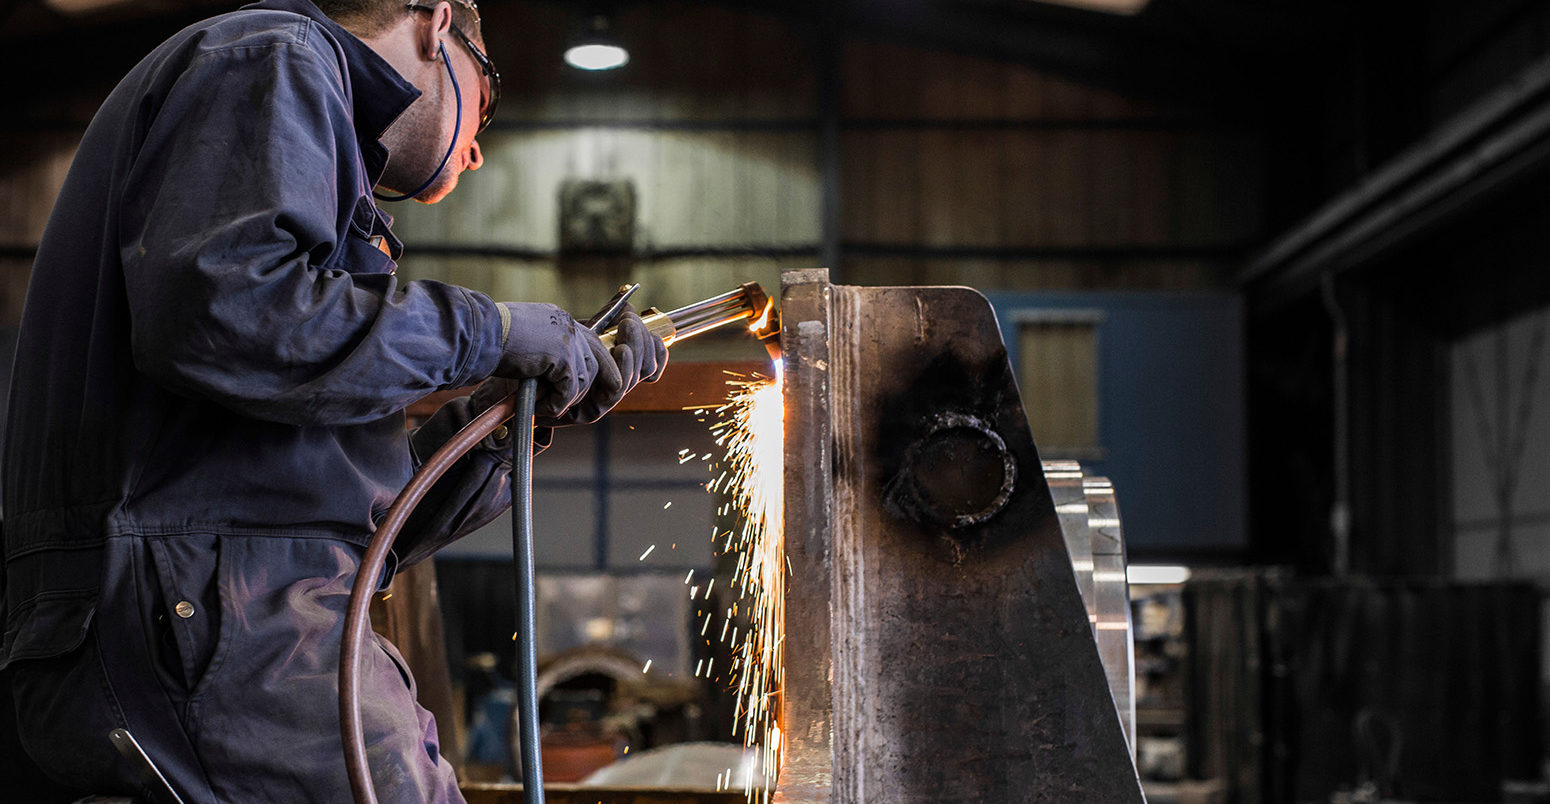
[
  {"left": 342, "top": 285, "right": 649, "bottom": 804},
  {"left": 341, "top": 389, "right": 522, "bottom": 804}
]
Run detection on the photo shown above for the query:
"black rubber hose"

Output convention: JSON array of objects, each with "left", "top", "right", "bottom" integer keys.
[{"left": 508, "top": 379, "right": 545, "bottom": 804}]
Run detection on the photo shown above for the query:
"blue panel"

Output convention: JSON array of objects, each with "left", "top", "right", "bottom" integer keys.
[{"left": 987, "top": 291, "right": 1246, "bottom": 554}]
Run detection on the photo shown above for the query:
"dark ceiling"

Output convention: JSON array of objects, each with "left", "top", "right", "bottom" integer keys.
[{"left": 0, "top": 0, "right": 1352, "bottom": 119}]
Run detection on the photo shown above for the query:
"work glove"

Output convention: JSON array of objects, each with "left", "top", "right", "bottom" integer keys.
[
  {"left": 494, "top": 302, "right": 614, "bottom": 422},
  {"left": 491, "top": 302, "right": 667, "bottom": 426},
  {"left": 600, "top": 303, "right": 668, "bottom": 394},
  {"left": 556, "top": 303, "right": 667, "bottom": 424}
]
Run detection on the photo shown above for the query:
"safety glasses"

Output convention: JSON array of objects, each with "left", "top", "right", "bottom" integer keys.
[{"left": 405, "top": 2, "right": 501, "bottom": 132}]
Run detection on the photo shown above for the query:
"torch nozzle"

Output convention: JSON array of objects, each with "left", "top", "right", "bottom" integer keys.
[{"left": 598, "top": 281, "right": 782, "bottom": 362}]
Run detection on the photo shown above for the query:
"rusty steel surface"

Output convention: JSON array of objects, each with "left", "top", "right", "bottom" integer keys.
[
  {"left": 779, "top": 276, "right": 1143, "bottom": 802},
  {"left": 776, "top": 270, "right": 837, "bottom": 802}
]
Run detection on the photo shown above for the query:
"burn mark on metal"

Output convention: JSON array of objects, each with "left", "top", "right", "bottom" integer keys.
[
  {"left": 884, "top": 410, "right": 1017, "bottom": 531},
  {"left": 873, "top": 351, "right": 1044, "bottom": 557}
]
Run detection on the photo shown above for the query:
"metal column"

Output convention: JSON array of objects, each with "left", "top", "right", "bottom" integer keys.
[{"left": 778, "top": 271, "right": 1144, "bottom": 802}]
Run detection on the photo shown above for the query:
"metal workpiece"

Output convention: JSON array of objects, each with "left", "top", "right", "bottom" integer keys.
[
  {"left": 1048, "top": 460, "right": 1096, "bottom": 610},
  {"left": 1083, "top": 475, "right": 1137, "bottom": 759},
  {"left": 778, "top": 276, "right": 1144, "bottom": 803},
  {"left": 776, "top": 269, "right": 837, "bottom": 803},
  {"left": 1047, "top": 462, "right": 1138, "bottom": 758}
]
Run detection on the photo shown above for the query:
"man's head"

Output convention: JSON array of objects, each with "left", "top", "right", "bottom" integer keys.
[
  {"left": 317, "top": 0, "right": 482, "bottom": 38},
  {"left": 321, "top": 0, "right": 499, "bottom": 203}
]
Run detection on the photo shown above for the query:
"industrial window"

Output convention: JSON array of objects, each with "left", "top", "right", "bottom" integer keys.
[{"left": 1014, "top": 311, "right": 1103, "bottom": 459}]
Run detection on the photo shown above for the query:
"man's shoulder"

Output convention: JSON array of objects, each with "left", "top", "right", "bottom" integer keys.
[
  {"left": 195, "top": 7, "right": 341, "bottom": 55},
  {"left": 161, "top": 7, "right": 344, "bottom": 73}
]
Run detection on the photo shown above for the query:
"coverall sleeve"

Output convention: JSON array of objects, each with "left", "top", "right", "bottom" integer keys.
[
  {"left": 118, "top": 37, "right": 501, "bottom": 426},
  {"left": 393, "top": 394, "right": 555, "bottom": 565}
]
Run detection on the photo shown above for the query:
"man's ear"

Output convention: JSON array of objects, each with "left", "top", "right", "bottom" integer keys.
[{"left": 416, "top": 1, "right": 454, "bottom": 61}]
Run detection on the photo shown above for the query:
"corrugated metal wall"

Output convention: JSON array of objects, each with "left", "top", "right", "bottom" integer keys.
[
  {"left": 839, "top": 39, "right": 1260, "bottom": 290},
  {"left": 386, "top": 2, "right": 1262, "bottom": 321}
]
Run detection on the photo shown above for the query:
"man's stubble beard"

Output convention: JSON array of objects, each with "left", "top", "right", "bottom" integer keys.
[{"left": 379, "top": 82, "right": 460, "bottom": 204}]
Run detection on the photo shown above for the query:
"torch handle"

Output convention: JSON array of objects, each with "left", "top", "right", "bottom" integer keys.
[{"left": 597, "top": 308, "right": 678, "bottom": 349}]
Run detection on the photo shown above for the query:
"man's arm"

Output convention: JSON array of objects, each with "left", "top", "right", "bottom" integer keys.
[
  {"left": 391, "top": 303, "right": 668, "bottom": 563},
  {"left": 118, "top": 37, "right": 501, "bottom": 426}
]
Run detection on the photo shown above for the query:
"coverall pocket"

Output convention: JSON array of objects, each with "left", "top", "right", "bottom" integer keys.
[
  {"left": 2, "top": 590, "right": 95, "bottom": 666},
  {"left": 373, "top": 631, "right": 418, "bottom": 696},
  {"left": 340, "top": 230, "right": 396, "bottom": 275},
  {"left": 145, "top": 535, "right": 223, "bottom": 694},
  {"left": 6, "top": 598, "right": 128, "bottom": 792}
]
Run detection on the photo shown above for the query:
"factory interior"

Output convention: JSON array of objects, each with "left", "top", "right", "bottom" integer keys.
[{"left": 3, "top": 0, "right": 1550, "bottom": 802}]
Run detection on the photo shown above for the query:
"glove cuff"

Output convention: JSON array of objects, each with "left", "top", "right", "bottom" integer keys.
[{"left": 497, "top": 303, "right": 512, "bottom": 344}]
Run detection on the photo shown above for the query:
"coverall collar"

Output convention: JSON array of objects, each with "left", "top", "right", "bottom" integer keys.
[{"left": 242, "top": 0, "right": 422, "bottom": 182}]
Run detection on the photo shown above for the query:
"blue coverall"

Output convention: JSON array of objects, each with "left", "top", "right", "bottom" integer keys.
[{"left": 1, "top": 1, "right": 517, "bottom": 800}]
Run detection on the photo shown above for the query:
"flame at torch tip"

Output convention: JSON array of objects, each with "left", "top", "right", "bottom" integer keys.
[{"left": 748, "top": 297, "right": 776, "bottom": 334}]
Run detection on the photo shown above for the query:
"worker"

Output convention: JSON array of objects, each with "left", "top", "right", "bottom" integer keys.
[{"left": 0, "top": 0, "right": 666, "bottom": 801}]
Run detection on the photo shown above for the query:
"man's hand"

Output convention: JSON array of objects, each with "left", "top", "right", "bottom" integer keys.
[
  {"left": 598, "top": 302, "right": 668, "bottom": 391},
  {"left": 493, "top": 302, "right": 668, "bottom": 425},
  {"left": 495, "top": 302, "right": 613, "bottom": 421}
]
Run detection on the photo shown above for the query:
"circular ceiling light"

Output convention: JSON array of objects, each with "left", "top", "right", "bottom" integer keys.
[
  {"left": 566, "top": 14, "right": 629, "bottom": 71},
  {"left": 565, "top": 43, "right": 629, "bottom": 71}
]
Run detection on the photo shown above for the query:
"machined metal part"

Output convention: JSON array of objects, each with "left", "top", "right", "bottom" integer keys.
[
  {"left": 1046, "top": 461, "right": 1138, "bottom": 758},
  {"left": 778, "top": 272, "right": 1144, "bottom": 802},
  {"left": 1084, "top": 473, "right": 1137, "bottom": 758},
  {"left": 1047, "top": 460, "right": 1096, "bottom": 609}
]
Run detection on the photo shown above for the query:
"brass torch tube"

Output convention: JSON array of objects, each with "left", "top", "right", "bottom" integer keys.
[
  {"left": 666, "top": 287, "right": 747, "bottom": 317},
  {"left": 598, "top": 287, "right": 763, "bottom": 347},
  {"left": 663, "top": 298, "right": 756, "bottom": 341}
]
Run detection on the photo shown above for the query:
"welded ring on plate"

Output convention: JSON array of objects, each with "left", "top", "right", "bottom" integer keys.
[{"left": 898, "top": 412, "right": 1018, "bottom": 529}]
